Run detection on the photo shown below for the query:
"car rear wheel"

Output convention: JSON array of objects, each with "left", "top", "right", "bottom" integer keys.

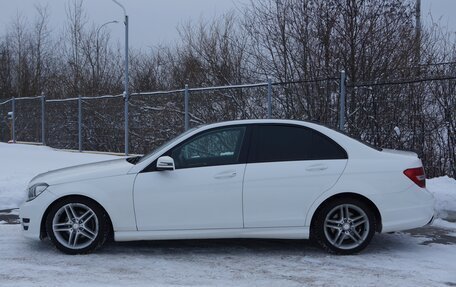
[
  {"left": 45, "top": 197, "right": 110, "bottom": 254},
  {"left": 312, "top": 198, "right": 375, "bottom": 255}
]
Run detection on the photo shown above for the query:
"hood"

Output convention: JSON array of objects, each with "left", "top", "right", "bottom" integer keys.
[{"left": 29, "top": 158, "right": 133, "bottom": 186}]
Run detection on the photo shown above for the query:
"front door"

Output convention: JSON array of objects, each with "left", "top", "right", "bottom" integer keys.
[{"left": 133, "top": 126, "right": 248, "bottom": 231}]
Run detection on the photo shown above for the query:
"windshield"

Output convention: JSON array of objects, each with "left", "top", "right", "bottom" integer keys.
[{"left": 136, "top": 127, "right": 199, "bottom": 164}]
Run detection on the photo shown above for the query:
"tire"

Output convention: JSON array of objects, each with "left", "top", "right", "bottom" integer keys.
[
  {"left": 45, "top": 196, "right": 110, "bottom": 255},
  {"left": 311, "top": 197, "right": 376, "bottom": 255}
]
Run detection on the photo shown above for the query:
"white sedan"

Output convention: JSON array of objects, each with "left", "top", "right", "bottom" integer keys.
[{"left": 20, "top": 119, "right": 434, "bottom": 255}]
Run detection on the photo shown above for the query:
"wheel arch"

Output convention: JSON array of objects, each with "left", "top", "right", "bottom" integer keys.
[
  {"left": 39, "top": 194, "right": 114, "bottom": 240},
  {"left": 309, "top": 192, "right": 382, "bottom": 236}
]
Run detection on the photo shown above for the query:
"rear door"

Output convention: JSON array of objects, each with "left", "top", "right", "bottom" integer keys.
[{"left": 243, "top": 124, "right": 348, "bottom": 228}]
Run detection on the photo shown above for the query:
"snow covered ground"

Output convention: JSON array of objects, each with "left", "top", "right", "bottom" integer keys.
[
  {"left": 0, "top": 143, "right": 118, "bottom": 210},
  {"left": 0, "top": 143, "right": 455, "bottom": 286},
  {"left": 0, "top": 224, "right": 455, "bottom": 287}
]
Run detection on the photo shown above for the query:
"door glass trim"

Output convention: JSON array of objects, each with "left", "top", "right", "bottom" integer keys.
[
  {"left": 247, "top": 123, "right": 348, "bottom": 164},
  {"left": 141, "top": 124, "right": 252, "bottom": 173}
]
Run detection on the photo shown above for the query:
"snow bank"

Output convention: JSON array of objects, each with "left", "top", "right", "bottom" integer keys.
[
  {"left": 432, "top": 218, "right": 456, "bottom": 230},
  {"left": 428, "top": 176, "right": 456, "bottom": 213},
  {"left": 0, "top": 143, "right": 455, "bottom": 218},
  {"left": 0, "top": 143, "right": 117, "bottom": 210}
]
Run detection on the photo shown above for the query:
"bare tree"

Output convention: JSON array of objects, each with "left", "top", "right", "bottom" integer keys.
[
  {"left": 29, "top": 4, "right": 51, "bottom": 96},
  {"left": 0, "top": 0, "right": 453, "bottom": 176},
  {"left": 63, "top": 0, "right": 87, "bottom": 97}
]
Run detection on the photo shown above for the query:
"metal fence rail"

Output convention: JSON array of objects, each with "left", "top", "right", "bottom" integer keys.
[
  {"left": 1, "top": 71, "right": 454, "bottom": 178},
  {"left": 1, "top": 77, "right": 342, "bottom": 155}
]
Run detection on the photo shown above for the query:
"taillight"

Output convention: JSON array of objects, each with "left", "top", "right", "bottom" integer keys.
[{"left": 403, "top": 167, "right": 426, "bottom": 188}]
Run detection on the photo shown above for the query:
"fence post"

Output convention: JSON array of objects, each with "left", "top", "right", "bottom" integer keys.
[
  {"left": 339, "top": 70, "right": 346, "bottom": 131},
  {"left": 267, "top": 78, "right": 272, "bottom": 118},
  {"left": 184, "top": 84, "right": 189, "bottom": 131},
  {"left": 78, "top": 95, "right": 82, "bottom": 152},
  {"left": 41, "top": 93, "right": 46, "bottom": 145},
  {"left": 124, "top": 91, "right": 129, "bottom": 156},
  {"left": 12, "top": 97, "right": 16, "bottom": 143}
]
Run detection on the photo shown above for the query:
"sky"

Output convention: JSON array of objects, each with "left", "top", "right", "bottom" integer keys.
[
  {"left": 0, "top": 0, "right": 249, "bottom": 50},
  {"left": 0, "top": 0, "right": 455, "bottom": 50}
]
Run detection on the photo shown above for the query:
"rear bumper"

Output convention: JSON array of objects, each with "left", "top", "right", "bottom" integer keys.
[
  {"left": 426, "top": 215, "right": 435, "bottom": 226},
  {"left": 372, "top": 184, "right": 435, "bottom": 233}
]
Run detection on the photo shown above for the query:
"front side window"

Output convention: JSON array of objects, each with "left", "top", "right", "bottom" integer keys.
[
  {"left": 251, "top": 125, "right": 347, "bottom": 163},
  {"left": 170, "top": 127, "right": 246, "bottom": 169}
]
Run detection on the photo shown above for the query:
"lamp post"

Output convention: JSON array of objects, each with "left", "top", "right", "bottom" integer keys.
[
  {"left": 112, "top": 0, "right": 129, "bottom": 155},
  {"left": 95, "top": 20, "right": 118, "bottom": 95}
]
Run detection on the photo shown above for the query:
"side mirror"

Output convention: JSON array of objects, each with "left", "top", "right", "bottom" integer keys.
[{"left": 156, "top": 156, "right": 175, "bottom": 171}]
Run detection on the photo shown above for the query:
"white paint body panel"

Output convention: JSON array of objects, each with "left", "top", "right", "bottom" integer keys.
[
  {"left": 28, "top": 158, "right": 132, "bottom": 186},
  {"left": 134, "top": 164, "right": 245, "bottom": 230},
  {"left": 20, "top": 119, "right": 434, "bottom": 243},
  {"left": 115, "top": 227, "right": 310, "bottom": 241},
  {"left": 243, "top": 160, "right": 346, "bottom": 227}
]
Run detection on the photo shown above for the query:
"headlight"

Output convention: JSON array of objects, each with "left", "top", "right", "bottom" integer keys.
[{"left": 27, "top": 183, "right": 49, "bottom": 201}]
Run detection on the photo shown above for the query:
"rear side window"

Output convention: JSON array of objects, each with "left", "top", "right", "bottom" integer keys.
[{"left": 251, "top": 125, "right": 347, "bottom": 163}]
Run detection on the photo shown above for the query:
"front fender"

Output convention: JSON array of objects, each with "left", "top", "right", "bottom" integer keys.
[{"left": 48, "top": 174, "right": 137, "bottom": 232}]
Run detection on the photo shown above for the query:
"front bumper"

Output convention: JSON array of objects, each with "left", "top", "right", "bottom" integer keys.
[{"left": 19, "top": 190, "right": 57, "bottom": 240}]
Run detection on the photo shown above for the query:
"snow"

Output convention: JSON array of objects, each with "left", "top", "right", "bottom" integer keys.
[
  {"left": 0, "top": 142, "right": 454, "bottom": 216},
  {"left": 0, "top": 143, "right": 118, "bottom": 210},
  {"left": 0, "top": 224, "right": 454, "bottom": 286},
  {"left": 428, "top": 176, "right": 456, "bottom": 213},
  {"left": 432, "top": 218, "right": 456, "bottom": 230},
  {"left": 0, "top": 143, "right": 455, "bottom": 286}
]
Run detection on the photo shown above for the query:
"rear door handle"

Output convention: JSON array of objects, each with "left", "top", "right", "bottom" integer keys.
[
  {"left": 306, "top": 164, "right": 328, "bottom": 171},
  {"left": 214, "top": 170, "right": 237, "bottom": 179}
]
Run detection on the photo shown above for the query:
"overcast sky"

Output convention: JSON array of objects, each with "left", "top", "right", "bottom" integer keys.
[{"left": 0, "top": 0, "right": 455, "bottom": 50}]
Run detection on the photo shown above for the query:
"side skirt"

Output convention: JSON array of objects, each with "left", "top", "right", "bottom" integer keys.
[{"left": 114, "top": 226, "right": 310, "bottom": 242}]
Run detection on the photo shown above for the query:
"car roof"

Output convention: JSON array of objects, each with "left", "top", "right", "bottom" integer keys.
[
  {"left": 129, "top": 119, "right": 381, "bottom": 173},
  {"left": 195, "top": 119, "right": 379, "bottom": 158},
  {"left": 196, "top": 119, "right": 343, "bottom": 136},
  {"left": 199, "top": 119, "right": 316, "bottom": 128}
]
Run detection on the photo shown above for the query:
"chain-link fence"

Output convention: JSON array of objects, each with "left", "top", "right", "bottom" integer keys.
[
  {"left": 0, "top": 78, "right": 340, "bottom": 152},
  {"left": 345, "top": 77, "right": 455, "bottom": 177},
  {"left": 0, "top": 74, "right": 454, "bottom": 178}
]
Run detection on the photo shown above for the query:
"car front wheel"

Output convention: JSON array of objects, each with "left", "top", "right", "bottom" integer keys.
[
  {"left": 312, "top": 198, "right": 376, "bottom": 255},
  {"left": 45, "top": 197, "right": 110, "bottom": 254}
]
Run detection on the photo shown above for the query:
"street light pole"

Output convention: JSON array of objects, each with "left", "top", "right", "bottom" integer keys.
[
  {"left": 95, "top": 20, "right": 118, "bottom": 95},
  {"left": 112, "top": 0, "right": 129, "bottom": 155}
]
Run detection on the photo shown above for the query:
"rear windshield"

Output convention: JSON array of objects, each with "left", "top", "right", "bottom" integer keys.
[{"left": 313, "top": 122, "right": 382, "bottom": 151}]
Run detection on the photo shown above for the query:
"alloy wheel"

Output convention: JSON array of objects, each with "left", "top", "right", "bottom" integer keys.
[
  {"left": 323, "top": 204, "right": 370, "bottom": 250},
  {"left": 51, "top": 203, "right": 99, "bottom": 250}
]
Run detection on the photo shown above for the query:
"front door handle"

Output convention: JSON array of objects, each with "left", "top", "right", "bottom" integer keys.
[
  {"left": 306, "top": 164, "right": 328, "bottom": 171},
  {"left": 214, "top": 170, "right": 237, "bottom": 179}
]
